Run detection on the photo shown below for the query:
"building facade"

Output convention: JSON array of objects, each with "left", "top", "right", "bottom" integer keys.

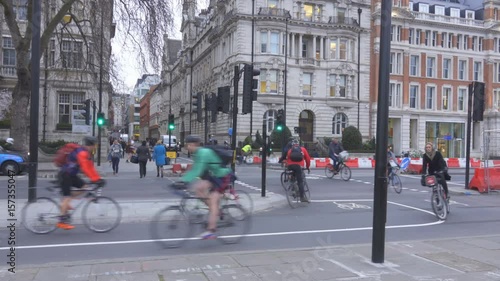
[
  {"left": 0, "top": 0, "right": 114, "bottom": 143},
  {"left": 371, "top": 0, "right": 500, "bottom": 157},
  {"left": 125, "top": 74, "right": 160, "bottom": 139},
  {"left": 162, "top": 0, "right": 371, "bottom": 147}
]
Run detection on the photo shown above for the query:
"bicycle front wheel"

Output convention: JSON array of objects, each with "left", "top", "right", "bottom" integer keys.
[
  {"left": 223, "top": 189, "right": 254, "bottom": 215},
  {"left": 303, "top": 182, "right": 311, "bottom": 202},
  {"left": 150, "top": 206, "right": 192, "bottom": 248},
  {"left": 324, "top": 165, "right": 335, "bottom": 179},
  {"left": 280, "top": 171, "right": 288, "bottom": 188},
  {"left": 217, "top": 204, "right": 251, "bottom": 244},
  {"left": 391, "top": 174, "right": 402, "bottom": 194},
  {"left": 431, "top": 190, "right": 447, "bottom": 220},
  {"left": 21, "top": 197, "right": 60, "bottom": 234},
  {"left": 82, "top": 196, "right": 122, "bottom": 233},
  {"left": 340, "top": 165, "right": 352, "bottom": 181}
]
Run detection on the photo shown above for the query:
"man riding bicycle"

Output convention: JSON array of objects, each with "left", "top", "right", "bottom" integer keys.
[
  {"left": 422, "top": 142, "right": 450, "bottom": 200},
  {"left": 176, "top": 135, "right": 233, "bottom": 239},
  {"left": 387, "top": 145, "right": 399, "bottom": 176},
  {"left": 286, "top": 139, "right": 311, "bottom": 203},
  {"left": 328, "top": 138, "right": 344, "bottom": 172},
  {"left": 58, "top": 136, "right": 105, "bottom": 230}
]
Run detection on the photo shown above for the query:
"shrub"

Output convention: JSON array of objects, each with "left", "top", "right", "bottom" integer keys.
[
  {"left": 253, "top": 130, "right": 263, "bottom": 149},
  {"left": 56, "top": 123, "right": 72, "bottom": 131},
  {"left": 341, "top": 126, "right": 362, "bottom": 151},
  {"left": 362, "top": 137, "right": 376, "bottom": 151},
  {"left": 270, "top": 126, "right": 292, "bottom": 150},
  {"left": 39, "top": 140, "right": 70, "bottom": 154},
  {"left": 0, "top": 119, "right": 11, "bottom": 129}
]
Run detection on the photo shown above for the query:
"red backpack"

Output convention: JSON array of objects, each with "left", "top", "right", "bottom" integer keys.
[{"left": 53, "top": 143, "right": 81, "bottom": 167}]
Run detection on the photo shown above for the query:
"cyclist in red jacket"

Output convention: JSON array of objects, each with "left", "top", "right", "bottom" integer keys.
[{"left": 286, "top": 139, "right": 311, "bottom": 202}]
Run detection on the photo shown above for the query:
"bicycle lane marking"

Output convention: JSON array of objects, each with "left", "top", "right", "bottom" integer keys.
[{"left": 0, "top": 200, "right": 443, "bottom": 250}]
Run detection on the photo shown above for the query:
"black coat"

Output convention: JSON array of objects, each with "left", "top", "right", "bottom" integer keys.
[
  {"left": 136, "top": 145, "right": 150, "bottom": 162},
  {"left": 422, "top": 151, "right": 446, "bottom": 175}
]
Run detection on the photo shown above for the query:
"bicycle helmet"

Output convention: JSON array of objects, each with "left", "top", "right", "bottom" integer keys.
[
  {"left": 185, "top": 135, "right": 202, "bottom": 144},
  {"left": 6, "top": 138, "right": 14, "bottom": 144},
  {"left": 291, "top": 139, "right": 300, "bottom": 146},
  {"left": 83, "top": 136, "right": 97, "bottom": 146}
]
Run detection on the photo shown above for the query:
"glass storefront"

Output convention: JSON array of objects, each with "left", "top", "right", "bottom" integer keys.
[{"left": 426, "top": 122, "right": 465, "bottom": 158}]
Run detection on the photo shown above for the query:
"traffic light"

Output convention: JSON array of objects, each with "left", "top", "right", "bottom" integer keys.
[
  {"left": 84, "top": 99, "right": 91, "bottom": 125},
  {"left": 97, "top": 112, "right": 105, "bottom": 127},
  {"left": 242, "top": 64, "right": 260, "bottom": 114},
  {"left": 168, "top": 114, "right": 175, "bottom": 130},
  {"left": 473, "top": 82, "right": 485, "bottom": 122},
  {"left": 209, "top": 93, "right": 217, "bottom": 123},
  {"left": 192, "top": 92, "right": 202, "bottom": 123},
  {"left": 275, "top": 109, "right": 284, "bottom": 132},
  {"left": 217, "top": 86, "right": 230, "bottom": 113}
]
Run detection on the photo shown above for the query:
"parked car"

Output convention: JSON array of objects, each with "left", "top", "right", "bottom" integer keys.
[{"left": 0, "top": 146, "right": 28, "bottom": 175}]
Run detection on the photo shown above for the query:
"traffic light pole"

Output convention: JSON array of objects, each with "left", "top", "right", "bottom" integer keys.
[
  {"left": 204, "top": 94, "right": 209, "bottom": 145},
  {"left": 261, "top": 119, "right": 267, "bottom": 197},
  {"left": 231, "top": 65, "right": 240, "bottom": 173},
  {"left": 97, "top": 6, "right": 104, "bottom": 167},
  {"left": 92, "top": 101, "right": 96, "bottom": 137}
]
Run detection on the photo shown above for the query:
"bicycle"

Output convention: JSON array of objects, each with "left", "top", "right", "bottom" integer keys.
[
  {"left": 21, "top": 182, "right": 122, "bottom": 234},
  {"left": 325, "top": 153, "right": 351, "bottom": 181},
  {"left": 282, "top": 168, "right": 311, "bottom": 208},
  {"left": 388, "top": 166, "right": 402, "bottom": 194},
  {"left": 422, "top": 173, "right": 450, "bottom": 220},
  {"left": 150, "top": 183, "right": 252, "bottom": 248}
]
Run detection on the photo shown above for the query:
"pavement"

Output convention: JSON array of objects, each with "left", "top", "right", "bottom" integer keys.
[{"left": 2, "top": 234, "right": 500, "bottom": 280}]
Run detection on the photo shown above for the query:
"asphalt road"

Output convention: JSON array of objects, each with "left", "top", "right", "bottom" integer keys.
[{"left": 1, "top": 165, "right": 500, "bottom": 265}]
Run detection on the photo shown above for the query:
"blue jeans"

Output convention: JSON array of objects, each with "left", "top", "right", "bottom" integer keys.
[
  {"left": 330, "top": 155, "right": 339, "bottom": 169},
  {"left": 111, "top": 157, "right": 120, "bottom": 173}
]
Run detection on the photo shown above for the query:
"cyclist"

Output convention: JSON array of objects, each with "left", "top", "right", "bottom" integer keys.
[
  {"left": 241, "top": 143, "right": 252, "bottom": 162},
  {"left": 387, "top": 145, "right": 399, "bottom": 177},
  {"left": 286, "top": 139, "right": 311, "bottom": 203},
  {"left": 58, "top": 136, "right": 105, "bottom": 230},
  {"left": 421, "top": 142, "right": 449, "bottom": 200},
  {"left": 177, "top": 135, "right": 233, "bottom": 239},
  {"left": 328, "top": 138, "right": 344, "bottom": 172}
]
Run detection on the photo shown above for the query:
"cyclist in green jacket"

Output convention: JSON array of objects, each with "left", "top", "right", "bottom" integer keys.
[{"left": 180, "top": 135, "right": 233, "bottom": 239}]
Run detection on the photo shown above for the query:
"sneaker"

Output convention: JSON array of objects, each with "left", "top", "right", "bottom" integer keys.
[
  {"left": 300, "top": 197, "right": 310, "bottom": 203},
  {"left": 57, "top": 222, "right": 75, "bottom": 230},
  {"left": 200, "top": 231, "right": 217, "bottom": 240}
]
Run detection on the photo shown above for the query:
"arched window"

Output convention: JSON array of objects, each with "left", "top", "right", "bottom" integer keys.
[
  {"left": 264, "top": 110, "right": 276, "bottom": 134},
  {"left": 332, "top": 113, "right": 348, "bottom": 135}
]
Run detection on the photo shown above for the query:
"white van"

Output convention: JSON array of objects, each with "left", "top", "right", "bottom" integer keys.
[{"left": 161, "top": 135, "right": 178, "bottom": 151}]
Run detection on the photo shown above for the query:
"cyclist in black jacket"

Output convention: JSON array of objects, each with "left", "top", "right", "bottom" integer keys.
[{"left": 422, "top": 142, "right": 449, "bottom": 199}]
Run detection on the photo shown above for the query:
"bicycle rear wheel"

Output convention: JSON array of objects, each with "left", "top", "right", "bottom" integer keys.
[
  {"left": 340, "top": 165, "right": 351, "bottom": 181},
  {"left": 324, "top": 165, "right": 335, "bottom": 179},
  {"left": 82, "top": 196, "right": 122, "bottom": 233},
  {"left": 217, "top": 204, "right": 251, "bottom": 244},
  {"left": 431, "top": 189, "right": 447, "bottom": 220},
  {"left": 391, "top": 174, "right": 402, "bottom": 194},
  {"left": 150, "top": 206, "right": 192, "bottom": 248},
  {"left": 284, "top": 183, "right": 300, "bottom": 208},
  {"left": 223, "top": 189, "right": 254, "bottom": 215},
  {"left": 303, "top": 182, "right": 311, "bottom": 202},
  {"left": 280, "top": 171, "right": 288, "bottom": 188},
  {"left": 21, "top": 197, "right": 60, "bottom": 234}
]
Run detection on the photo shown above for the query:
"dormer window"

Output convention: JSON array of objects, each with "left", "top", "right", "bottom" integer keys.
[
  {"left": 466, "top": 10, "right": 475, "bottom": 19},
  {"left": 450, "top": 8, "right": 460, "bottom": 18},
  {"left": 419, "top": 4, "right": 429, "bottom": 13},
  {"left": 435, "top": 6, "right": 444, "bottom": 16}
]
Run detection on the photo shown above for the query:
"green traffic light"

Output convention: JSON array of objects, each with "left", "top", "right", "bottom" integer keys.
[
  {"left": 97, "top": 118, "right": 104, "bottom": 126},
  {"left": 169, "top": 124, "right": 175, "bottom": 130},
  {"left": 276, "top": 125, "right": 283, "bottom": 131}
]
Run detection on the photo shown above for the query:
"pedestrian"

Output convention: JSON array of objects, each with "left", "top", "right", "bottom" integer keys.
[
  {"left": 136, "top": 141, "right": 150, "bottom": 178},
  {"left": 125, "top": 141, "right": 134, "bottom": 162},
  {"left": 153, "top": 140, "right": 167, "bottom": 177},
  {"left": 120, "top": 138, "right": 126, "bottom": 158},
  {"left": 108, "top": 140, "right": 123, "bottom": 175}
]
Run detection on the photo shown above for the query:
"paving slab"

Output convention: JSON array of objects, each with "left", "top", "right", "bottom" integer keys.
[
  {"left": 95, "top": 272, "right": 160, "bottom": 281},
  {"left": 33, "top": 264, "right": 91, "bottom": 281},
  {"left": 0, "top": 267, "right": 38, "bottom": 281},
  {"left": 230, "top": 253, "right": 283, "bottom": 267},
  {"left": 204, "top": 267, "right": 261, "bottom": 281},
  {"left": 90, "top": 262, "right": 142, "bottom": 276},
  {"left": 158, "top": 271, "right": 209, "bottom": 281},
  {"left": 417, "top": 252, "right": 497, "bottom": 273}
]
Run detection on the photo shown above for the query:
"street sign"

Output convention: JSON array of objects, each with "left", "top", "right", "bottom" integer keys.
[
  {"left": 400, "top": 157, "right": 410, "bottom": 170},
  {"left": 167, "top": 151, "right": 177, "bottom": 159},
  {"left": 228, "top": 128, "right": 233, "bottom": 136},
  {"left": 444, "top": 135, "right": 452, "bottom": 141}
]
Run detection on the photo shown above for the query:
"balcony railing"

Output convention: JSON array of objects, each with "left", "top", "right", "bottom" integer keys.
[
  {"left": 302, "top": 58, "right": 316, "bottom": 65},
  {"left": 329, "top": 16, "right": 358, "bottom": 26},
  {"left": 1, "top": 66, "right": 16, "bottom": 77},
  {"left": 410, "top": 12, "right": 483, "bottom": 27},
  {"left": 258, "top": 7, "right": 290, "bottom": 17}
]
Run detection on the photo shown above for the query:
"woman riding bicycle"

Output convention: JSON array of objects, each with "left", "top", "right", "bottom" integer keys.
[{"left": 421, "top": 142, "right": 450, "bottom": 199}]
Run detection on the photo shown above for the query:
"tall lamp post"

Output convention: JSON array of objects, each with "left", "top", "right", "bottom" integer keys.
[
  {"left": 97, "top": 4, "right": 104, "bottom": 166},
  {"left": 357, "top": 8, "right": 362, "bottom": 129},
  {"left": 282, "top": 11, "right": 291, "bottom": 151},
  {"left": 250, "top": 0, "right": 255, "bottom": 139}
]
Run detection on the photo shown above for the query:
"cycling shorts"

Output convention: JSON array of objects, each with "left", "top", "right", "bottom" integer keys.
[
  {"left": 59, "top": 172, "right": 85, "bottom": 197},
  {"left": 204, "top": 174, "right": 233, "bottom": 194}
]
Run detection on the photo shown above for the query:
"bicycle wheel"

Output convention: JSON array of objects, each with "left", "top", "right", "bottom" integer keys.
[
  {"left": 280, "top": 171, "right": 288, "bottom": 188},
  {"left": 82, "top": 196, "right": 122, "bottom": 233},
  {"left": 430, "top": 190, "right": 447, "bottom": 220},
  {"left": 21, "top": 197, "right": 60, "bottom": 234},
  {"left": 217, "top": 204, "right": 251, "bottom": 244},
  {"left": 324, "top": 165, "right": 335, "bottom": 179},
  {"left": 303, "top": 182, "right": 311, "bottom": 202},
  {"left": 150, "top": 206, "right": 192, "bottom": 248},
  {"left": 283, "top": 183, "right": 300, "bottom": 209},
  {"left": 340, "top": 165, "right": 351, "bottom": 181},
  {"left": 180, "top": 197, "right": 207, "bottom": 224},
  {"left": 391, "top": 174, "right": 402, "bottom": 194},
  {"left": 223, "top": 189, "right": 254, "bottom": 215}
]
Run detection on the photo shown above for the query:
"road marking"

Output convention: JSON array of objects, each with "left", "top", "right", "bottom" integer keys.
[
  {"left": 1, "top": 200, "right": 442, "bottom": 251},
  {"left": 401, "top": 174, "right": 465, "bottom": 187},
  {"left": 333, "top": 202, "right": 371, "bottom": 210}
]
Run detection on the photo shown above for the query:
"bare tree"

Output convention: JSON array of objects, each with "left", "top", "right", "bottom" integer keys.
[{"left": 1, "top": 0, "right": 185, "bottom": 150}]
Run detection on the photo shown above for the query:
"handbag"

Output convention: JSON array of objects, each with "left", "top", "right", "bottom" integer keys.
[{"left": 130, "top": 155, "right": 139, "bottom": 164}]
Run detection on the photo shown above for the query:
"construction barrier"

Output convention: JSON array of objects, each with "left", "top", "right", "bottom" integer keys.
[
  {"left": 468, "top": 167, "right": 500, "bottom": 193},
  {"left": 172, "top": 163, "right": 192, "bottom": 174}
]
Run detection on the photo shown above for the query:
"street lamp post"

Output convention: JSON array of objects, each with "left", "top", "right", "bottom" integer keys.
[
  {"left": 357, "top": 8, "right": 362, "bottom": 130},
  {"left": 250, "top": 0, "right": 255, "bottom": 139},
  {"left": 282, "top": 11, "right": 290, "bottom": 151},
  {"left": 97, "top": 5, "right": 104, "bottom": 166}
]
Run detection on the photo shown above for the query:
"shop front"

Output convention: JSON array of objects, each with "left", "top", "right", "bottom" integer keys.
[{"left": 425, "top": 122, "right": 465, "bottom": 158}]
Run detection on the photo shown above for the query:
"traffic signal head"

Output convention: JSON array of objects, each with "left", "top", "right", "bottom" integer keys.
[
  {"left": 192, "top": 92, "right": 202, "bottom": 123},
  {"left": 168, "top": 114, "right": 175, "bottom": 130},
  {"left": 84, "top": 99, "right": 91, "bottom": 125},
  {"left": 242, "top": 64, "right": 261, "bottom": 114},
  {"left": 97, "top": 112, "right": 105, "bottom": 127},
  {"left": 217, "top": 86, "right": 230, "bottom": 114},
  {"left": 275, "top": 109, "right": 284, "bottom": 132}
]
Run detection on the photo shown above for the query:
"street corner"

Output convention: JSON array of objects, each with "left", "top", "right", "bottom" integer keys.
[
  {"left": 251, "top": 192, "right": 288, "bottom": 214},
  {"left": 448, "top": 185, "right": 482, "bottom": 196}
]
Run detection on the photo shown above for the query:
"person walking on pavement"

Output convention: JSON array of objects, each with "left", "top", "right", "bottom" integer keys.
[
  {"left": 109, "top": 139, "right": 123, "bottom": 175},
  {"left": 153, "top": 140, "right": 167, "bottom": 177},
  {"left": 136, "top": 141, "right": 150, "bottom": 178}
]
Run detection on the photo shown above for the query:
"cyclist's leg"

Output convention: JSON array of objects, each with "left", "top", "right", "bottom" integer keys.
[
  {"left": 193, "top": 179, "right": 211, "bottom": 206},
  {"left": 440, "top": 178, "right": 449, "bottom": 198},
  {"left": 59, "top": 173, "right": 73, "bottom": 217},
  {"left": 290, "top": 165, "right": 305, "bottom": 198}
]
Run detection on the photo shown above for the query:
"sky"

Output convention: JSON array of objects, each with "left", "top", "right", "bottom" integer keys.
[{"left": 111, "top": 1, "right": 209, "bottom": 93}]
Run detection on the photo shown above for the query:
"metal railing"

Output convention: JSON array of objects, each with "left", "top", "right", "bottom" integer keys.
[
  {"left": 329, "top": 16, "right": 358, "bottom": 25},
  {"left": 258, "top": 7, "right": 289, "bottom": 17}
]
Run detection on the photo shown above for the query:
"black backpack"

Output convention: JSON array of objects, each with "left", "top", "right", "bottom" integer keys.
[
  {"left": 206, "top": 145, "right": 233, "bottom": 167},
  {"left": 289, "top": 146, "right": 304, "bottom": 162}
]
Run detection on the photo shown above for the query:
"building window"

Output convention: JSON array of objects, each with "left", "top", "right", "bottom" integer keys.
[
  {"left": 458, "top": 88, "right": 466, "bottom": 111},
  {"left": 337, "top": 8, "right": 346, "bottom": 23},
  {"left": 474, "top": 61, "right": 482, "bottom": 81},
  {"left": 337, "top": 75, "right": 347, "bottom": 97},
  {"left": 426, "top": 57, "right": 435, "bottom": 78},
  {"left": 259, "top": 69, "right": 278, "bottom": 94},
  {"left": 332, "top": 113, "right": 348, "bottom": 135},
  {"left": 442, "top": 58, "right": 451, "bottom": 79},
  {"left": 457, "top": 34, "right": 462, "bottom": 49},
  {"left": 416, "top": 29, "right": 421, "bottom": 44},
  {"left": 472, "top": 37, "right": 477, "bottom": 51},
  {"left": 479, "top": 37, "right": 483, "bottom": 51},
  {"left": 391, "top": 25, "right": 401, "bottom": 42},
  {"left": 58, "top": 92, "right": 85, "bottom": 124},
  {"left": 442, "top": 87, "right": 451, "bottom": 111},
  {"left": 426, "top": 86, "right": 435, "bottom": 110},
  {"left": 409, "top": 85, "right": 419, "bottom": 109},
  {"left": 304, "top": 4, "right": 313, "bottom": 21},
  {"left": 13, "top": 0, "right": 28, "bottom": 20},
  {"left": 339, "top": 39, "right": 347, "bottom": 60},
  {"left": 61, "top": 40, "right": 83, "bottom": 69},
  {"left": 463, "top": 35, "right": 468, "bottom": 50},
  {"left": 302, "top": 39, "right": 308, "bottom": 58},
  {"left": 431, "top": 31, "right": 437, "bottom": 47},
  {"left": 329, "top": 74, "right": 336, "bottom": 97},
  {"left": 409, "top": 29, "right": 414, "bottom": 44},
  {"left": 268, "top": 0, "right": 279, "bottom": 8},
  {"left": 302, "top": 73, "right": 312, "bottom": 96},
  {"left": 495, "top": 63, "right": 500, "bottom": 83},
  {"left": 389, "top": 82, "right": 402, "bottom": 108},
  {"left": 264, "top": 110, "right": 275, "bottom": 134},
  {"left": 390, "top": 52, "right": 402, "bottom": 74},
  {"left": 260, "top": 31, "right": 268, "bottom": 53},
  {"left": 494, "top": 89, "right": 500, "bottom": 110},
  {"left": 2, "top": 37, "right": 16, "bottom": 66},
  {"left": 330, "top": 39, "right": 337, "bottom": 59},
  {"left": 410, "top": 55, "right": 419, "bottom": 76},
  {"left": 49, "top": 39, "right": 56, "bottom": 66},
  {"left": 459, "top": 60, "right": 467, "bottom": 80},
  {"left": 447, "top": 33, "right": 453, "bottom": 48},
  {"left": 270, "top": 32, "right": 280, "bottom": 54}
]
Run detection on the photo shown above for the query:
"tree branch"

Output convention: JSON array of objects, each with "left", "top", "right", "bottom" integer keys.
[
  {"left": 0, "top": 0, "right": 23, "bottom": 48},
  {"left": 40, "top": 0, "right": 78, "bottom": 56}
]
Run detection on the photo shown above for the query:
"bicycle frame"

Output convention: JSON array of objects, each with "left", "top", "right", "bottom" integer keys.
[{"left": 46, "top": 185, "right": 102, "bottom": 217}]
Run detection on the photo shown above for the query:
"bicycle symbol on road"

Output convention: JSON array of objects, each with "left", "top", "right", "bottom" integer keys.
[{"left": 333, "top": 202, "right": 371, "bottom": 210}]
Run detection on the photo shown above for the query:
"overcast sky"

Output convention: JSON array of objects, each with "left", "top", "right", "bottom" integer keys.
[{"left": 112, "top": 1, "right": 209, "bottom": 93}]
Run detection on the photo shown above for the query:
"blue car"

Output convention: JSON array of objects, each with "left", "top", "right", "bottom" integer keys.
[{"left": 0, "top": 146, "right": 28, "bottom": 176}]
